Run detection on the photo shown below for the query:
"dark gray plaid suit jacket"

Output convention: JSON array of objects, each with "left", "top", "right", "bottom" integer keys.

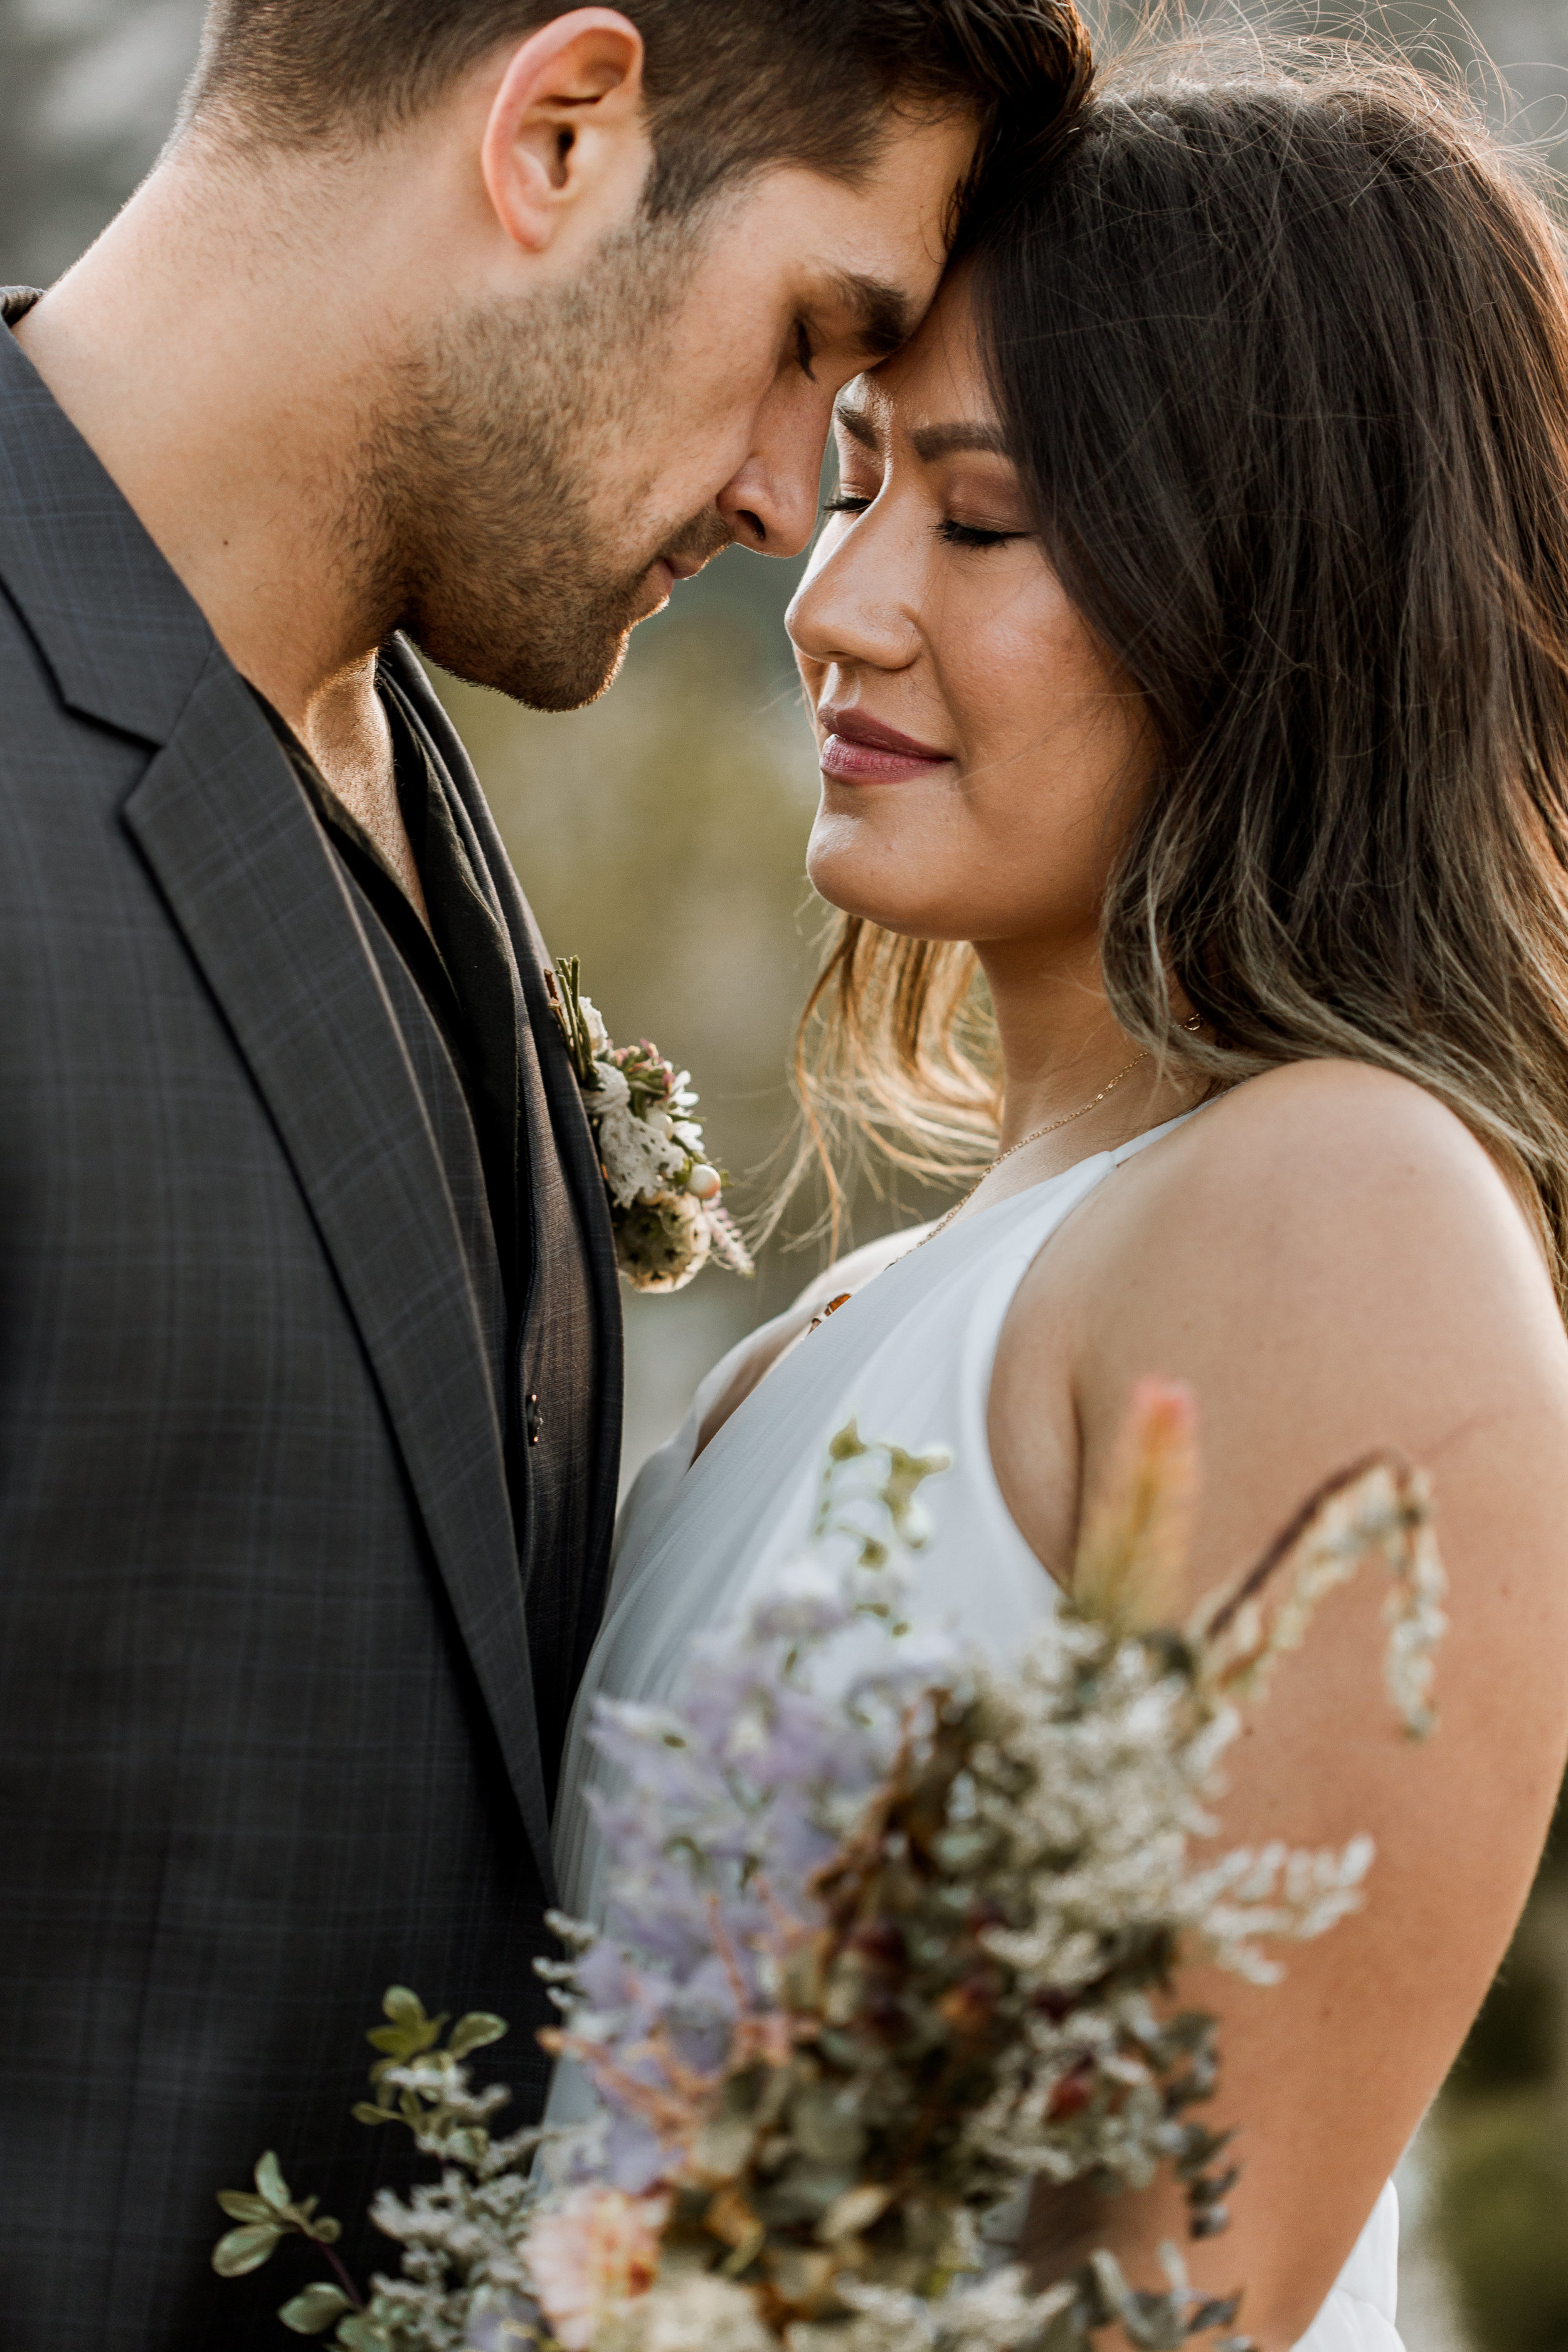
[{"left": 0, "top": 303, "right": 624, "bottom": 2347}]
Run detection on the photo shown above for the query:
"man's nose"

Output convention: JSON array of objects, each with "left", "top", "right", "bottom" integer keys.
[{"left": 715, "top": 434, "right": 823, "bottom": 560}]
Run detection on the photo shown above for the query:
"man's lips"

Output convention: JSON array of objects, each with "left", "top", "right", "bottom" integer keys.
[
  {"left": 643, "top": 546, "right": 721, "bottom": 608},
  {"left": 648, "top": 554, "right": 701, "bottom": 591},
  {"left": 818, "top": 707, "right": 953, "bottom": 783}
]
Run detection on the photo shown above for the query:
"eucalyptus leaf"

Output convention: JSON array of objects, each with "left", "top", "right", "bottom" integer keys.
[
  {"left": 381, "top": 1986, "right": 426, "bottom": 2028},
  {"left": 447, "top": 2010, "right": 508, "bottom": 2058},
  {"left": 212, "top": 2221, "right": 285, "bottom": 2277},
  {"left": 691, "top": 2115, "right": 756, "bottom": 2179},
  {"left": 278, "top": 2282, "right": 353, "bottom": 2334},
  {"left": 216, "top": 2190, "right": 273, "bottom": 2223},
  {"left": 367, "top": 2001, "right": 445, "bottom": 2060},
  {"left": 255, "top": 2151, "right": 291, "bottom": 2212},
  {"left": 336, "top": 2316, "right": 395, "bottom": 2351}
]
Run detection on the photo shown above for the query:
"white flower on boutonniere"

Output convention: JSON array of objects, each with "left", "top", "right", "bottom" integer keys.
[{"left": 546, "top": 955, "right": 755, "bottom": 1295}]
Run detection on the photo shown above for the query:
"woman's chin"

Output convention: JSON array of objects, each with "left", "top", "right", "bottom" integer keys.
[
  {"left": 805, "top": 864, "right": 972, "bottom": 941},
  {"left": 807, "top": 831, "right": 921, "bottom": 928}
]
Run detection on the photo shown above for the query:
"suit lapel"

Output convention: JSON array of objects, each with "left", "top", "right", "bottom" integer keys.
[
  {"left": 120, "top": 655, "right": 555, "bottom": 1890},
  {"left": 381, "top": 643, "right": 626, "bottom": 1648}
]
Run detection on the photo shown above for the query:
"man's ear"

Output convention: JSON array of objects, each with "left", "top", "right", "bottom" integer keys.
[{"left": 481, "top": 8, "right": 650, "bottom": 256}]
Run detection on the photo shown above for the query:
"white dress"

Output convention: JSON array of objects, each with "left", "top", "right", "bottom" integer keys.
[{"left": 551, "top": 1114, "right": 1404, "bottom": 2352}]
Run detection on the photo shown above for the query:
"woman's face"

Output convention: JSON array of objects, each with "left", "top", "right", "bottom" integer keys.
[{"left": 788, "top": 275, "right": 1153, "bottom": 957}]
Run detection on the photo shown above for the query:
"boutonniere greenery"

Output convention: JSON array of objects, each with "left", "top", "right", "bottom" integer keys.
[{"left": 546, "top": 956, "right": 754, "bottom": 1295}]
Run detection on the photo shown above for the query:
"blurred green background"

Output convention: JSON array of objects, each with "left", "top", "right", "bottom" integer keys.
[
  {"left": 8, "top": 0, "right": 1568, "bottom": 2339},
  {"left": 439, "top": 596, "right": 831, "bottom": 1472}
]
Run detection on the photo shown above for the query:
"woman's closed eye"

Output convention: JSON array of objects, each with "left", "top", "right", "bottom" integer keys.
[
  {"left": 820, "top": 493, "right": 1027, "bottom": 551},
  {"left": 938, "top": 517, "right": 1026, "bottom": 549}
]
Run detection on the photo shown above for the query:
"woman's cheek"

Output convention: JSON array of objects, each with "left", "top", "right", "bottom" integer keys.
[{"left": 936, "top": 586, "right": 1054, "bottom": 739}]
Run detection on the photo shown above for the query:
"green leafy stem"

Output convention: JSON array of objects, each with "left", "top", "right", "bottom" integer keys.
[
  {"left": 212, "top": 1988, "right": 508, "bottom": 2343},
  {"left": 544, "top": 954, "right": 603, "bottom": 1092}
]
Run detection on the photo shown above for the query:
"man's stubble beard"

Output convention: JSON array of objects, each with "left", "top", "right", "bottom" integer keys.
[{"left": 365, "top": 220, "right": 730, "bottom": 711}]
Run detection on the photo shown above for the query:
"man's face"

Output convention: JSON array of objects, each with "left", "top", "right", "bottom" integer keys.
[{"left": 377, "top": 112, "right": 975, "bottom": 710}]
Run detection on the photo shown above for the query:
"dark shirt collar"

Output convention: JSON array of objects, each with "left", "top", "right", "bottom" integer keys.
[{"left": 247, "top": 674, "right": 526, "bottom": 1315}]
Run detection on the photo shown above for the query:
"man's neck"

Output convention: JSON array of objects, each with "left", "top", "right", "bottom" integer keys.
[
  {"left": 14, "top": 140, "right": 432, "bottom": 899},
  {"left": 295, "top": 666, "right": 429, "bottom": 919}
]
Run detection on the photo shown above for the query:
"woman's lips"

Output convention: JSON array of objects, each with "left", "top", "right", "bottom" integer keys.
[{"left": 818, "top": 709, "right": 953, "bottom": 784}]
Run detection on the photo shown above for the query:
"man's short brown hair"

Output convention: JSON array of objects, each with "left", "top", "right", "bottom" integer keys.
[{"left": 187, "top": 0, "right": 1091, "bottom": 231}]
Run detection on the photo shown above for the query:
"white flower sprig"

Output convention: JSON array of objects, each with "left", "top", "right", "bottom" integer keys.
[
  {"left": 546, "top": 955, "right": 754, "bottom": 1295},
  {"left": 521, "top": 1385, "right": 1446, "bottom": 2352}
]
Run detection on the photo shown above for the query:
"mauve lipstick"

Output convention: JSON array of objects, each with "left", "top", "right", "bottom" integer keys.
[{"left": 818, "top": 705, "right": 953, "bottom": 783}]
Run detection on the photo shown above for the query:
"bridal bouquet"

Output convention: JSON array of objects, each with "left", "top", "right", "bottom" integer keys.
[
  {"left": 215, "top": 1385, "right": 1444, "bottom": 2352},
  {"left": 546, "top": 955, "right": 753, "bottom": 1293}
]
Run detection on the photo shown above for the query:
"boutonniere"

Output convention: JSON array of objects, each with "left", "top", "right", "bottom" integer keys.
[{"left": 546, "top": 955, "right": 754, "bottom": 1295}]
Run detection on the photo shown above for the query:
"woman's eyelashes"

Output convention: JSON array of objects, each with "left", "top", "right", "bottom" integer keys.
[
  {"left": 938, "top": 518, "right": 1025, "bottom": 549},
  {"left": 818, "top": 492, "right": 1025, "bottom": 551}
]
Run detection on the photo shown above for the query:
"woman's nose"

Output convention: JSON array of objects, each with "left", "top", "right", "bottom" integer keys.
[{"left": 787, "top": 517, "right": 922, "bottom": 672}]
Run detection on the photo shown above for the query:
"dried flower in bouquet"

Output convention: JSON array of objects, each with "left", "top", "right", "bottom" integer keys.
[
  {"left": 546, "top": 954, "right": 753, "bottom": 1293},
  {"left": 215, "top": 1384, "right": 1445, "bottom": 2352}
]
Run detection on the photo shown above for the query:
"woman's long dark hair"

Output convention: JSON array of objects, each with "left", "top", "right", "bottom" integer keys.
[{"left": 796, "top": 43, "right": 1568, "bottom": 1305}]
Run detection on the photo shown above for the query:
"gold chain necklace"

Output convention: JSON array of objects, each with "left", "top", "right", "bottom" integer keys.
[
  {"left": 916, "top": 1047, "right": 1151, "bottom": 1251},
  {"left": 805, "top": 1020, "right": 1203, "bottom": 1329}
]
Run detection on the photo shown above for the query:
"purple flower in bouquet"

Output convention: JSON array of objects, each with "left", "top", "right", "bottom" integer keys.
[
  {"left": 528, "top": 1391, "right": 1444, "bottom": 2352},
  {"left": 211, "top": 1388, "right": 1445, "bottom": 2352}
]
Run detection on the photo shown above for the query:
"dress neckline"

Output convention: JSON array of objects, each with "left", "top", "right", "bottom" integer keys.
[{"left": 909, "top": 1101, "right": 1209, "bottom": 1258}]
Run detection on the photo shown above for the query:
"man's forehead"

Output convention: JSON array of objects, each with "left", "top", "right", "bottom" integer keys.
[{"left": 768, "top": 111, "right": 974, "bottom": 287}]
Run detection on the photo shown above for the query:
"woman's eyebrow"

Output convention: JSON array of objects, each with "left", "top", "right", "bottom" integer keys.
[
  {"left": 831, "top": 408, "right": 1014, "bottom": 462},
  {"left": 834, "top": 400, "right": 882, "bottom": 452},
  {"left": 909, "top": 421, "right": 1011, "bottom": 460}
]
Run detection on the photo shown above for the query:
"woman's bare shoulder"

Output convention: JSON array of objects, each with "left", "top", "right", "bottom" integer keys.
[
  {"left": 1110, "top": 1059, "right": 1564, "bottom": 1404},
  {"left": 1175, "top": 1052, "right": 1523, "bottom": 1184},
  {"left": 1103, "top": 1057, "right": 1554, "bottom": 1318},
  {"left": 1011, "top": 1067, "right": 1568, "bottom": 2342},
  {"left": 992, "top": 1056, "right": 1568, "bottom": 1584}
]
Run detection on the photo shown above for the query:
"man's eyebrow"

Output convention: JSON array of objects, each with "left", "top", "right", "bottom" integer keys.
[
  {"left": 825, "top": 270, "right": 915, "bottom": 360},
  {"left": 909, "top": 421, "right": 1012, "bottom": 461}
]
